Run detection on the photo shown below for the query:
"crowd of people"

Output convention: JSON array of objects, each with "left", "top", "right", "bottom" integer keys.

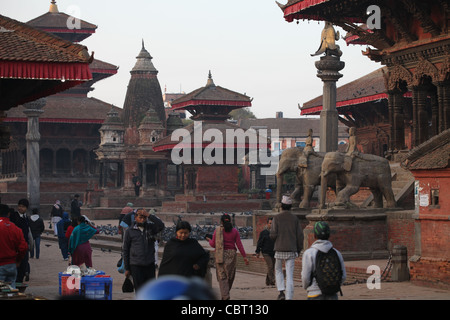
[
  {"left": 0, "top": 195, "right": 100, "bottom": 290},
  {"left": 0, "top": 194, "right": 346, "bottom": 300}
]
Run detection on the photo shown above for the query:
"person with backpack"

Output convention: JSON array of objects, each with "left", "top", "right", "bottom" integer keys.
[{"left": 301, "top": 221, "right": 346, "bottom": 300}]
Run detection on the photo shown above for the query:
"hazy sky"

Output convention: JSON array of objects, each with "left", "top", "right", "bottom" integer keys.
[{"left": 2, "top": 0, "right": 381, "bottom": 119}]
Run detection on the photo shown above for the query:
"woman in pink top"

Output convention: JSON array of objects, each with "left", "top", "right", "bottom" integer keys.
[{"left": 207, "top": 214, "right": 249, "bottom": 300}]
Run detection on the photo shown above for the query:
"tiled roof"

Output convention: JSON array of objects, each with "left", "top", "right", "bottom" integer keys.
[
  {"left": 4, "top": 96, "right": 120, "bottom": 123},
  {"left": 238, "top": 117, "right": 348, "bottom": 138},
  {"left": 90, "top": 58, "right": 118, "bottom": 72},
  {"left": 276, "top": 0, "right": 303, "bottom": 10},
  {"left": 302, "top": 67, "right": 388, "bottom": 111},
  {"left": 402, "top": 128, "right": 450, "bottom": 170},
  {"left": 0, "top": 14, "right": 90, "bottom": 63},
  {"left": 171, "top": 75, "right": 251, "bottom": 110},
  {"left": 26, "top": 11, "right": 97, "bottom": 31}
]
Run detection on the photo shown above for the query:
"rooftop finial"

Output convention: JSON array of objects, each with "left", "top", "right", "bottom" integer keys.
[
  {"left": 49, "top": 0, "right": 59, "bottom": 13},
  {"left": 206, "top": 70, "right": 215, "bottom": 87},
  {"left": 142, "top": 39, "right": 145, "bottom": 50}
]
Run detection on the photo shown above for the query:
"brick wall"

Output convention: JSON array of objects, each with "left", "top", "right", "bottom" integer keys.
[
  {"left": 410, "top": 257, "right": 450, "bottom": 290},
  {"left": 196, "top": 166, "right": 239, "bottom": 194},
  {"left": 303, "top": 212, "right": 389, "bottom": 260},
  {"left": 408, "top": 170, "right": 450, "bottom": 289},
  {"left": 419, "top": 219, "right": 450, "bottom": 258},
  {"left": 387, "top": 210, "right": 415, "bottom": 257}
]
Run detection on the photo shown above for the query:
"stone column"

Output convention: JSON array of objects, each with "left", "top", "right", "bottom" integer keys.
[
  {"left": 142, "top": 160, "right": 147, "bottom": 188},
  {"left": 411, "top": 86, "right": 418, "bottom": 146},
  {"left": 23, "top": 98, "right": 45, "bottom": 211},
  {"left": 430, "top": 86, "right": 439, "bottom": 136},
  {"left": 315, "top": 56, "right": 345, "bottom": 152},
  {"left": 436, "top": 82, "right": 446, "bottom": 133},
  {"left": 445, "top": 84, "right": 450, "bottom": 130},
  {"left": 416, "top": 86, "right": 428, "bottom": 145},
  {"left": 389, "top": 90, "right": 406, "bottom": 151}
]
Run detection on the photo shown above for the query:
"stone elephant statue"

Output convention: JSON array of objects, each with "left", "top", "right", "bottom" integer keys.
[
  {"left": 319, "top": 151, "right": 396, "bottom": 209},
  {"left": 275, "top": 147, "right": 336, "bottom": 209}
]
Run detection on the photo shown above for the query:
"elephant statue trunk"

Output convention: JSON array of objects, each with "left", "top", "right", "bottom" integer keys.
[{"left": 319, "top": 172, "right": 328, "bottom": 209}]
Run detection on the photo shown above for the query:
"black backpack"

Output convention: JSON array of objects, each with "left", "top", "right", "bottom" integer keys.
[{"left": 311, "top": 248, "right": 343, "bottom": 296}]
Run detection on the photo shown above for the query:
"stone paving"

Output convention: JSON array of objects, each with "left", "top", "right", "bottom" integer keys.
[{"left": 11, "top": 219, "right": 448, "bottom": 301}]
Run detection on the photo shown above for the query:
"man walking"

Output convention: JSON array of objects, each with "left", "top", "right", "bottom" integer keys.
[
  {"left": 70, "top": 194, "right": 81, "bottom": 220},
  {"left": 301, "top": 221, "right": 346, "bottom": 300},
  {"left": 0, "top": 204, "right": 28, "bottom": 288},
  {"left": 13, "top": 199, "right": 32, "bottom": 283},
  {"left": 255, "top": 217, "right": 275, "bottom": 286},
  {"left": 270, "top": 196, "right": 303, "bottom": 300}
]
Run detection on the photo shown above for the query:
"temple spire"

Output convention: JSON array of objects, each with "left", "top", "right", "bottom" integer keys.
[
  {"left": 49, "top": 0, "right": 59, "bottom": 13},
  {"left": 206, "top": 70, "right": 215, "bottom": 87},
  {"left": 131, "top": 40, "right": 157, "bottom": 73}
]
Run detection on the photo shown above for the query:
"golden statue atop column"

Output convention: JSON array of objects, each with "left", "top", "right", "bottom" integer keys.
[{"left": 311, "top": 21, "right": 342, "bottom": 57}]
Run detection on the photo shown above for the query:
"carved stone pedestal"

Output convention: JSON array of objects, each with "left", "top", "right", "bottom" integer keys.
[{"left": 305, "top": 208, "right": 389, "bottom": 261}]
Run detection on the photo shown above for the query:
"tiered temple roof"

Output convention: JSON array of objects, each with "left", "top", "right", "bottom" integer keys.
[
  {"left": 170, "top": 71, "right": 252, "bottom": 121},
  {"left": 26, "top": 0, "right": 97, "bottom": 43},
  {"left": 0, "top": 13, "right": 92, "bottom": 110}
]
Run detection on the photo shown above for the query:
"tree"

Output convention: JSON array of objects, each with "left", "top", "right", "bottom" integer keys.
[{"left": 229, "top": 108, "right": 256, "bottom": 120}]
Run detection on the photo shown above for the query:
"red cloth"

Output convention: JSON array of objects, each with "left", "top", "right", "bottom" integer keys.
[
  {"left": 0, "top": 217, "right": 28, "bottom": 266},
  {"left": 65, "top": 225, "right": 74, "bottom": 239},
  {"left": 71, "top": 241, "right": 93, "bottom": 268},
  {"left": 0, "top": 61, "right": 92, "bottom": 81},
  {"left": 209, "top": 228, "right": 246, "bottom": 258}
]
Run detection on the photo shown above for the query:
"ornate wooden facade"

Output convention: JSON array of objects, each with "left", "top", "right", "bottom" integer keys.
[{"left": 280, "top": 0, "right": 450, "bottom": 156}]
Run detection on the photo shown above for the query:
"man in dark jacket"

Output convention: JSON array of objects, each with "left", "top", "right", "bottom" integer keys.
[
  {"left": 123, "top": 208, "right": 164, "bottom": 291},
  {"left": 70, "top": 194, "right": 81, "bottom": 220},
  {"left": 12, "top": 199, "right": 32, "bottom": 283},
  {"left": 255, "top": 217, "right": 275, "bottom": 286},
  {"left": 270, "top": 196, "right": 303, "bottom": 300},
  {"left": 28, "top": 208, "right": 45, "bottom": 259}
]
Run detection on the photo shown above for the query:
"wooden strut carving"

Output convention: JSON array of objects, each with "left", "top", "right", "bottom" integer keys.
[{"left": 413, "top": 58, "right": 439, "bottom": 86}]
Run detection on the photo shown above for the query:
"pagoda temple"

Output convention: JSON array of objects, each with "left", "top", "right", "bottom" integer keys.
[
  {"left": 153, "top": 72, "right": 270, "bottom": 213},
  {"left": 277, "top": 0, "right": 450, "bottom": 289},
  {"left": 0, "top": 1, "right": 117, "bottom": 212}
]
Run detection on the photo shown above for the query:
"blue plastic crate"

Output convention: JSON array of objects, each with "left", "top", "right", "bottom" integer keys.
[
  {"left": 59, "top": 271, "right": 105, "bottom": 296},
  {"left": 80, "top": 276, "right": 113, "bottom": 300}
]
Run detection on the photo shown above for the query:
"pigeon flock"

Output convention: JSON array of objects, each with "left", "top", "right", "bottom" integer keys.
[{"left": 95, "top": 212, "right": 253, "bottom": 242}]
